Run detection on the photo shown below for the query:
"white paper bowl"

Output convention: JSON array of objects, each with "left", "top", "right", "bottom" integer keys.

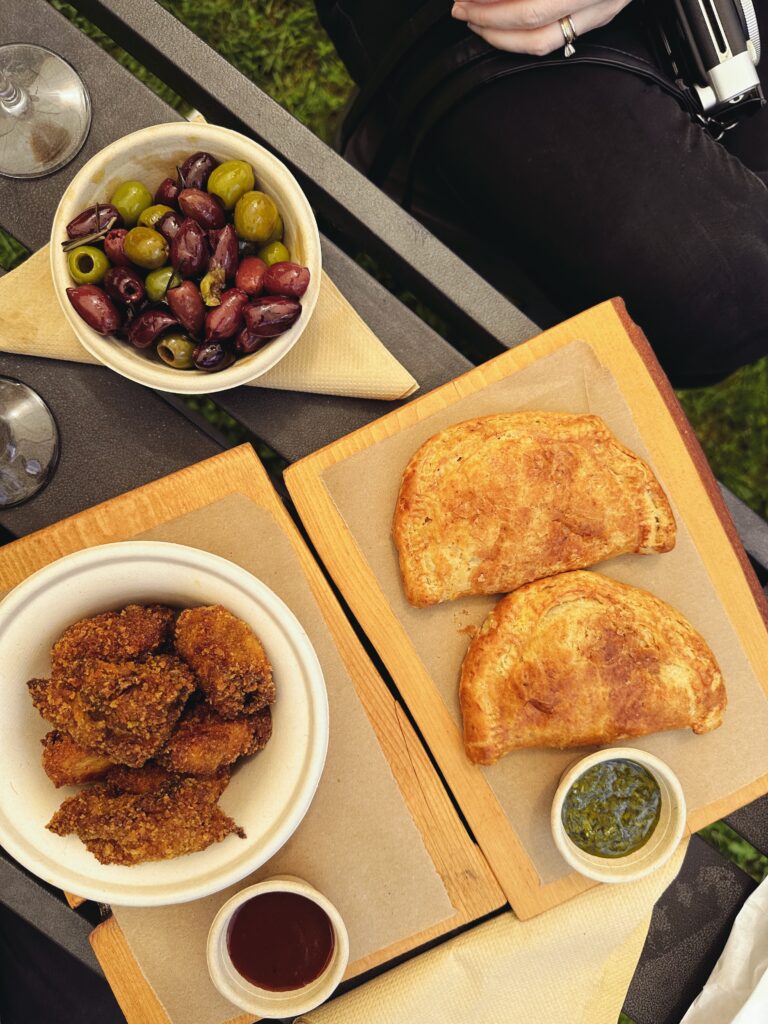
[
  {"left": 50, "top": 122, "right": 321, "bottom": 394},
  {"left": 551, "top": 747, "right": 686, "bottom": 884},
  {"left": 207, "top": 876, "right": 349, "bottom": 1016},
  {"left": 0, "top": 542, "right": 329, "bottom": 905}
]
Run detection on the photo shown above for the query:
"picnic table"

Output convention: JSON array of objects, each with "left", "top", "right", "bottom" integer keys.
[{"left": 1, "top": 3, "right": 767, "bottom": 1023}]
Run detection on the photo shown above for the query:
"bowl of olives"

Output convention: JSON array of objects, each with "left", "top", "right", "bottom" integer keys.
[{"left": 50, "top": 122, "right": 321, "bottom": 393}]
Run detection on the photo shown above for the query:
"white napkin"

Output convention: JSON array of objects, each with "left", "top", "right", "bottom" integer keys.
[{"left": 681, "top": 876, "right": 768, "bottom": 1023}]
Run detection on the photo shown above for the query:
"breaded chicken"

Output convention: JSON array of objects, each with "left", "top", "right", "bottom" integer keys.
[
  {"left": 28, "top": 677, "right": 76, "bottom": 733},
  {"left": 51, "top": 604, "right": 175, "bottom": 671},
  {"left": 47, "top": 774, "right": 244, "bottom": 865},
  {"left": 37, "top": 655, "right": 195, "bottom": 767},
  {"left": 157, "top": 704, "right": 272, "bottom": 775},
  {"left": 175, "top": 606, "right": 275, "bottom": 718},
  {"left": 104, "top": 763, "right": 230, "bottom": 798},
  {"left": 41, "top": 731, "right": 114, "bottom": 787}
]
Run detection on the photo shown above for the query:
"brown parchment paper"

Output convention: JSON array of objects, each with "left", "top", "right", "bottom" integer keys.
[
  {"left": 110, "top": 496, "right": 454, "bottom": 1024},
  {"left": 322, "top": 340, "right": 768, "bottom": 885}
]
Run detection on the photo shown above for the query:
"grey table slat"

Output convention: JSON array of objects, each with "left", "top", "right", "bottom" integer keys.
[
  {"left": 213, "top": 237, "right": 474, "bottom": 461},
  {"left": 0, "top": 852, "right": 101, "bottom": 973},
  {"left": 724, "top": 794, "right": 768, "bottom": 856},
  {"left": 719, "top": 483, "right": 768, "bottom": 575},
  {"left": 0, "top": 353, "right": 220, "bottom": 537},
  {"left": 623, "top": 836, "right": 757, "bottom": 1024}
]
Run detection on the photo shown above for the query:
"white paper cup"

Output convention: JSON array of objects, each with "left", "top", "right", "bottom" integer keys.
[
  {"left": 207, "top": 876, "right": 349, "bottom": 1016},
  {"left": 551, "top": 747, "right": 686, "bottom": 883}
]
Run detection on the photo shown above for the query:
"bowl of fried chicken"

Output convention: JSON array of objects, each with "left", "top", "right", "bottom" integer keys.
[{"left": 0, "top": 542, "right": 328, "bottom": 906}]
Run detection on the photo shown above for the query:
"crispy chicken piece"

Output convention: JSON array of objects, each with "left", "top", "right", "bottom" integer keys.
[
  {"left": 51, "top": 604, "right": 176, "bottom": 671},
  {"left": 47, "top": 775, "right": 244, "bottom": 865},
  {"left": 37, "top": 656, "right": 195, "bottom": 768},
  {"left": 28, "top": 677, "right": 75, "bottom": 733},
  {"left": 104, "top": 763, "right": 230, "bottom": 799},
  {"left": 41, "top": 731, "right": 114, "bottom": 788},
  {"left": 175, "top": 606, "right": 275, "bottom": 718},
  {"left": 157, "top": 704, "right": 272, "bottom": 775}
]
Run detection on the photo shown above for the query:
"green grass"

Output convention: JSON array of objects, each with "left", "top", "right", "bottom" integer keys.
[
  {"left": 155, "top": 0, "right": 353, "bottom": 144},
  {"left": 678, "top": 358, "right": 768, "bottom": 520}
]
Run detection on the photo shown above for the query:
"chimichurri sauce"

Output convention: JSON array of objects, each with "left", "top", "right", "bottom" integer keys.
[{"left": 562, "top": 759, "right": 661, "bottom": 858}]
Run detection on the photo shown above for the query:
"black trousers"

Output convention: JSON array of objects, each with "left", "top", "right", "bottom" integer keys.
[{"left": 423, "top": 59, "right": 768, "bottom": 388}]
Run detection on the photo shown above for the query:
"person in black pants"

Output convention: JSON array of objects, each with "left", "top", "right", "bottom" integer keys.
[{"left": 315, "top": 0, "right": 768, "bottom": 388}]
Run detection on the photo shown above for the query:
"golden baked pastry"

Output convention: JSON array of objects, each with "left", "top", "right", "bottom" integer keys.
[
  {"left": 393, "top": 412, "right": 675, "bottom": 607},
  {"left": 460, "top": 571, "right": 726, "bottom": 765}
]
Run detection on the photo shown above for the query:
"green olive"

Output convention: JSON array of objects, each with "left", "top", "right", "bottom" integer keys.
[
  {"left": 138, "top": 203, "right": 174, "bottom": 229},
  {"left": 145, "top": 265, "right": 181, "bottom": 302},
  {"left": 234, "top": 191, "right": 279, "bottom": 243},
  {"left": 123, "top": 227, "right": 169, "bottom": 270},
  {"left": 157, "top": 331, "right": 196, "bottom": 369},
  {"left": 207, "top": 160, "right": 255, "bottom": 210},
  {"left": 67, "top": 245, "right": 110, "bottom": 284},
  {"left": 266, "top": 211, "right": 284, "bottom": 244},
  {"left": 109, "top": 180, "right": 153, "bottom": 227},
  {"left": 257, "top": 241, "right": 290, "bottom": 266}
]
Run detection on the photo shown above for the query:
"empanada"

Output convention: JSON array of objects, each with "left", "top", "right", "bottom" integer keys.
[
  {"left": 393, "top": 412, "right": 675, "bottom": 606},
  {"left": 460, "top": 571, "right": 725, "bottom": 764}
]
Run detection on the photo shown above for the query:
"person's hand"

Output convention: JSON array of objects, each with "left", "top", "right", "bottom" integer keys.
[{"left": 451, "top": 0, "right": 632, "bottom": 56}]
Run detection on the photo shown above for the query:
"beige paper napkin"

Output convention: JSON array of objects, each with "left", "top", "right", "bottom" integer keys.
[
  {"left": 0, "top": 246, "right": 418, "bottom": 400},
  {"left": 298, "top": 841, "right": 687, "bottom": 1024}
]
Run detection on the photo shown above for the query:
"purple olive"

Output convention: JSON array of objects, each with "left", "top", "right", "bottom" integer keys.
[
  {"left": 179, "top": 151, "right": 219, "bottom": 191},
  {"left": 127, "top": 307, "right": 179, "bottom": 349},
  {"left": 235, "top": 326, "right": 269, "bottom": 355},
  {"left": 192, "top": 340, "right": 235, "bottom": 372},
  {"left": 103, "top": 266, "right": 145, "bottom": 306},
  {"left": 243, "top": 295, "right": 301, "bottom": 337},
  {"left": 156, "top": 210, "right": 182, "bottom": 243},
  {"left": 154, "top": 177, "right": 180, "bottom": 207},
  {"left": 208, "top": 224, "right": 238, "bottom": 281},
  {"left": 66, "top": 285, "right": 121, "bottom": 335},
  {"left": 235, "top": 256, "right": 267, "bottom": 296},
  {"left": 66, "top": 203, "right": 123, "bottom": 240},
  {"left": 178, "top": 188, "right": 226, "bottom": 230},
  {"left": 263, "top": 262, "right": 310, "bottom": 298},
  {"left": 103, "top": 228, "right": 130, "bottom": 266},
  {"left": 204, "top": 288, "right": 248, "bottom": 342},
  {"left": 167, "top": 280, "right": 205, "bottom": 338},
  {"left": 170, "top": 218, "right": 209, "bottom": 278}
]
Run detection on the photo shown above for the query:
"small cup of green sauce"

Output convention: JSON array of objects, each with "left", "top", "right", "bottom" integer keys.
[{"left": 551, "top": 748, "right": 686, "bottom": 883}]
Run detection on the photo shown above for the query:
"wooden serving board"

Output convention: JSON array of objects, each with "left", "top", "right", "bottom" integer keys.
[
  {"left": 0, "top": 446, "right": 504, "bottom": 1024},
  {"left": 285, "top": 298, "right": 768, "bottom": 920}
]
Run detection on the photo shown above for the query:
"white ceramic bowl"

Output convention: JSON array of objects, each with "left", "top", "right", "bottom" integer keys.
[
  {"left": 551, "top": 747, "right": 686, "bottom": 884},
  {"left": 0, "top": 542, "right": 329, "bottom": 905},
  {"left": 207, "top": 876, "right": 349, "bottom": 1017},
  {"left": 50, "top": 122, "right": 321, "bottom": 394}
]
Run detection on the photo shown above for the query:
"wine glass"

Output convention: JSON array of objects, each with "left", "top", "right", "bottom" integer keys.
[
  {"left": 0, "top": 43, "right": 91, "bottom": 179},
  {"left": 0, "top": 377, "right": 59, "bottom": 507}
]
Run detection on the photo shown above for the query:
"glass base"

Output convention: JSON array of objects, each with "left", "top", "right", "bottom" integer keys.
[
  {"left": 0, "top": 378, "right": 59, "bottom": 507},
  {"left": 0, "top": 43, "right": 91, "bottom": 179}
]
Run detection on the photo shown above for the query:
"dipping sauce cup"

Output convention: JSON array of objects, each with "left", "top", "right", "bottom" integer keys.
[
  {"left": 551, "top": 747, "right": 686, "bottom": 884},
  {"left": 207, "top": 876, "right": 349, "bottom": 1016}
]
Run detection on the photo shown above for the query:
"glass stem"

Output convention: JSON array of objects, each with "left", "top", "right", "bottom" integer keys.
[{"left": 0, "top": 71, "right": 29, "bottom": 116}]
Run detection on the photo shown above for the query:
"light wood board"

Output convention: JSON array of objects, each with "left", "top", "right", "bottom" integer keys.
[
  {"left": 0, "top": 446, "right": 503, "bottom": 1024},
  {"left": 284, "top": 298, "right": 768, "bottom": 920}
]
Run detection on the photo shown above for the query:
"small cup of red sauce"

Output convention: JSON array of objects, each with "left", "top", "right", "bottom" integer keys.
[{"left": 206, "top": 876, "right": 349, "bottom": 1016}]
